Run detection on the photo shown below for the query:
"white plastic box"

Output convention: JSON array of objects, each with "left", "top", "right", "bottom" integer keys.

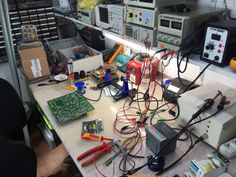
[{"left": 58, "top": 44, "right": 104, "bottom": 72}]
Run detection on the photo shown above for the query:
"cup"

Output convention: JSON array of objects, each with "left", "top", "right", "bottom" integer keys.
[{"left": 75, "top": 81, "right": 86, "bottom": 94}]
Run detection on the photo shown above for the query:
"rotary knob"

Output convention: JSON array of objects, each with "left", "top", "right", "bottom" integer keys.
[
  {"left": 128, "top": 13, "right": 133, "bottom": 18},
  {"left": 205, "top": 44, "right": 215, "bottom": 50}
]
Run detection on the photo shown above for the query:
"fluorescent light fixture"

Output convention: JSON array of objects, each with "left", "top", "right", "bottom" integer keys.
[{"left": 103, "top": 31, "right": 159, "bottom": 56}]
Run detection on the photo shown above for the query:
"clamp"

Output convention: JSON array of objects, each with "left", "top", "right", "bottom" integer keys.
[{"left": 113, "top": 77, "right": 131, "bottom": 101}]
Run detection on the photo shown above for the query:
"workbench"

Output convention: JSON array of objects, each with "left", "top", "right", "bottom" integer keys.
[{"left": 30, "top": 79, "right": 236, "bottom": 177}]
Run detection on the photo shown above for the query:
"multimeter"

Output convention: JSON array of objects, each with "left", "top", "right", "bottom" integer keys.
[{"left": 163, "top": 77, "right": 192, "bottom": 102}]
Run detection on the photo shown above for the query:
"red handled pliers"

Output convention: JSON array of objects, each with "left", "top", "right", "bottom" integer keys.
[{"left": 77, "top": 140, "right": 118, "bottom": 167}]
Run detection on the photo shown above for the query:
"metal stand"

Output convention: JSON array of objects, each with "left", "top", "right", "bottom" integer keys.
[{"left": 0, "top": 0, "right": 31, "bottom": 147}]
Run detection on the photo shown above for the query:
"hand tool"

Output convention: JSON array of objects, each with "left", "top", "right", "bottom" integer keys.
[
  {"left": 77, "top": 140, "right": 119, "bottom": 167},
  {"left": 81, "top": 133, "right": 113, "bottom": 141}
]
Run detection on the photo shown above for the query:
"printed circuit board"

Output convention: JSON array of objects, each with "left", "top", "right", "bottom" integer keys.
[{"left": 48, "top": 91, "right": 94, "bottom": 123}]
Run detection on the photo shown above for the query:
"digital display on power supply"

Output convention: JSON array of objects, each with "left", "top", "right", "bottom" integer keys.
[
  {"left": 211, "top": 33, "right": 221, "bottom": 41},
  {"left": 171, "top": 21, "right": 182, "bottom": 30},
  {"left": 161, "top": 19, "right": 170, "bottom": 27},
  {"left": 99, "top": 7, "right": 108, "bottom": 23}
]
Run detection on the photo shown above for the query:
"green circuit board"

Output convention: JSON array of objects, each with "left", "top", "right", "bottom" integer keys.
[{"left": 47, "top": 92, "right": 94, "bottom": 123}]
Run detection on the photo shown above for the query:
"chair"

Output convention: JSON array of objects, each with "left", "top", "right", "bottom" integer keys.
[{"left": 0, "top": 78, "right": 37, "bottom": 177}]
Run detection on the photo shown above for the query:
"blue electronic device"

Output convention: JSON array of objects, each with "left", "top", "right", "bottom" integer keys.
[{"left": 116, "top": 55, "right": 132, "bottom": 72}]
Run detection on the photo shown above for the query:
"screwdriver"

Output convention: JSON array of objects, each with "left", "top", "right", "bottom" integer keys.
[{"left": 81, "top": 133, "right": 113, "bottom": 141}]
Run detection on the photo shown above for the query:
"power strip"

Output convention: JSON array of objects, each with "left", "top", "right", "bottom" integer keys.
[{"left": 219, "top": 138, "right": 236, "bottom": 159}]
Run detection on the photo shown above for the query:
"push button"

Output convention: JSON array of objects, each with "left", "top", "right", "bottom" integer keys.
[{"left": 204, "top": 53, "right": 209, "bottom": 58}]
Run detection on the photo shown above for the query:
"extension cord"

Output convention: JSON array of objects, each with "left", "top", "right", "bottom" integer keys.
[{"left": 219, "top": 138, "right": 236, "bottom": 159}]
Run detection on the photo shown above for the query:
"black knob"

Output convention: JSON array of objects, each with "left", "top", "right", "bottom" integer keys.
[
  {"left": 205, "top": 44, "right": 214, "bottom": 50},
  {"left": 128, "top": 13, "right": 133, "bottom": 18},
  {"left": 214, "top": 56, "right": 220, "bottom": 61}
]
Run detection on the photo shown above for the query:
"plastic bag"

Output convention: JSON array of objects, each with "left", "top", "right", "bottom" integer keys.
[
  {"left": 77, "top": 0, "right": 102, "bottom": 10},
  {"left": 82, "top": 119, "right": 104, "bottom": 133}
]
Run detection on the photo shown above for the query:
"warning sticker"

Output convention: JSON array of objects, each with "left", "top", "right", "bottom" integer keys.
[{"left": 31, "top": 58, "right": 42, "bottom": 78}]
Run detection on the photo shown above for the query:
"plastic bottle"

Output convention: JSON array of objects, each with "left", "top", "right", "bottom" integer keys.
[{"left": 67, "top": 58, "right": 73, "bottom": 74}]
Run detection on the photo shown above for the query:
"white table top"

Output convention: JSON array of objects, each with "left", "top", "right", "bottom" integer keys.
[{"left": 30, "top": 80, "right": 236, "bottom": 177}]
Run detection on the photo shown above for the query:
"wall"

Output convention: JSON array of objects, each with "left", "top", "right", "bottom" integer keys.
[
  {"left": 0, "top": 61, "right": 31, "bottom": 102},
  {"left": 198, "top": 0, "right": 236, "bottom": 18},
  {"left": 0, "top": 62, "right": 13, "bottom": 83}
]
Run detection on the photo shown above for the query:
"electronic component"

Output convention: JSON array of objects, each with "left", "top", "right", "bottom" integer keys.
[
  {"left": 95, "top": 4, "right": 125, "bottom": 35},
  {"left": 47, "top": 92, "right": 94, "bottom": 123},
  {"left": 157, "top": 7, "right": 225, "bottom": 52},
  {"left": 163, "top": 77, "right": 193, "bottom": 102},
  {"left": 90, "top": 66, "right": 118, "bottom": 84},
  {"left": 126, "top": 54, "right": 159, "bottom": 85},
  {"left": 201, "top": 19, "right": 236, "bottom": 67},
  {"left": 126, "top": 6, "right": 157, "bottom": 28},
  {"left": 123, "top": 0, "right": 196, "bottom": 9},
  {"left": 176, "top": 83, "right": 236, "bottom": 148},
  {"left": 146, "top": 121, "right": 177, "bottom": 155},
  {"left": 125, "top": 24, "right": 157, "bottom": 47},
  {"left": 77, "top": 9, "right": 95, "bottom": 25}
]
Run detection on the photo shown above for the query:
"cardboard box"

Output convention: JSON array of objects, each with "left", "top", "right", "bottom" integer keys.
[
  {"left": 19, "top": 41, "right": 51, "bottom": 81},
  {"left": 58, "top": 45, "right": 103, "bottom": 72}
]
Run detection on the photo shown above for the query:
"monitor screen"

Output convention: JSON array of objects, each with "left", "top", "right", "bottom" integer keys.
[{"left": 99, "top": 7, "right": 109, "bottom": 23}]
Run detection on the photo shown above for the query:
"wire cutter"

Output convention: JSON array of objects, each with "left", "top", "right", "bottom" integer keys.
[{"left": 77, "top": 140, "right": 119, "bottom": 167}]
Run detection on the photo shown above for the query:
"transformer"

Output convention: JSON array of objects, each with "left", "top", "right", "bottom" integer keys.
[{"left": 126, "top": 55, "right": 159, "bottom": 85}]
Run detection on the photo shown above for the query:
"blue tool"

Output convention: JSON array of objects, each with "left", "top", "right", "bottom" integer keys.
[
  {"left": 104, "top": 68, "right": 112, "bottom": 83},
  {"left": 97, "top": 68, "right": 112, "bottom": 89},
  {"left": 116, "top": 55, "right": 132, "bottom": 72},
  {"left": 113, "top": 77, "right": 130, "bottom": 101},
  {"left": 121, "top": 77, "right": 129, "bottom": 96}
]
